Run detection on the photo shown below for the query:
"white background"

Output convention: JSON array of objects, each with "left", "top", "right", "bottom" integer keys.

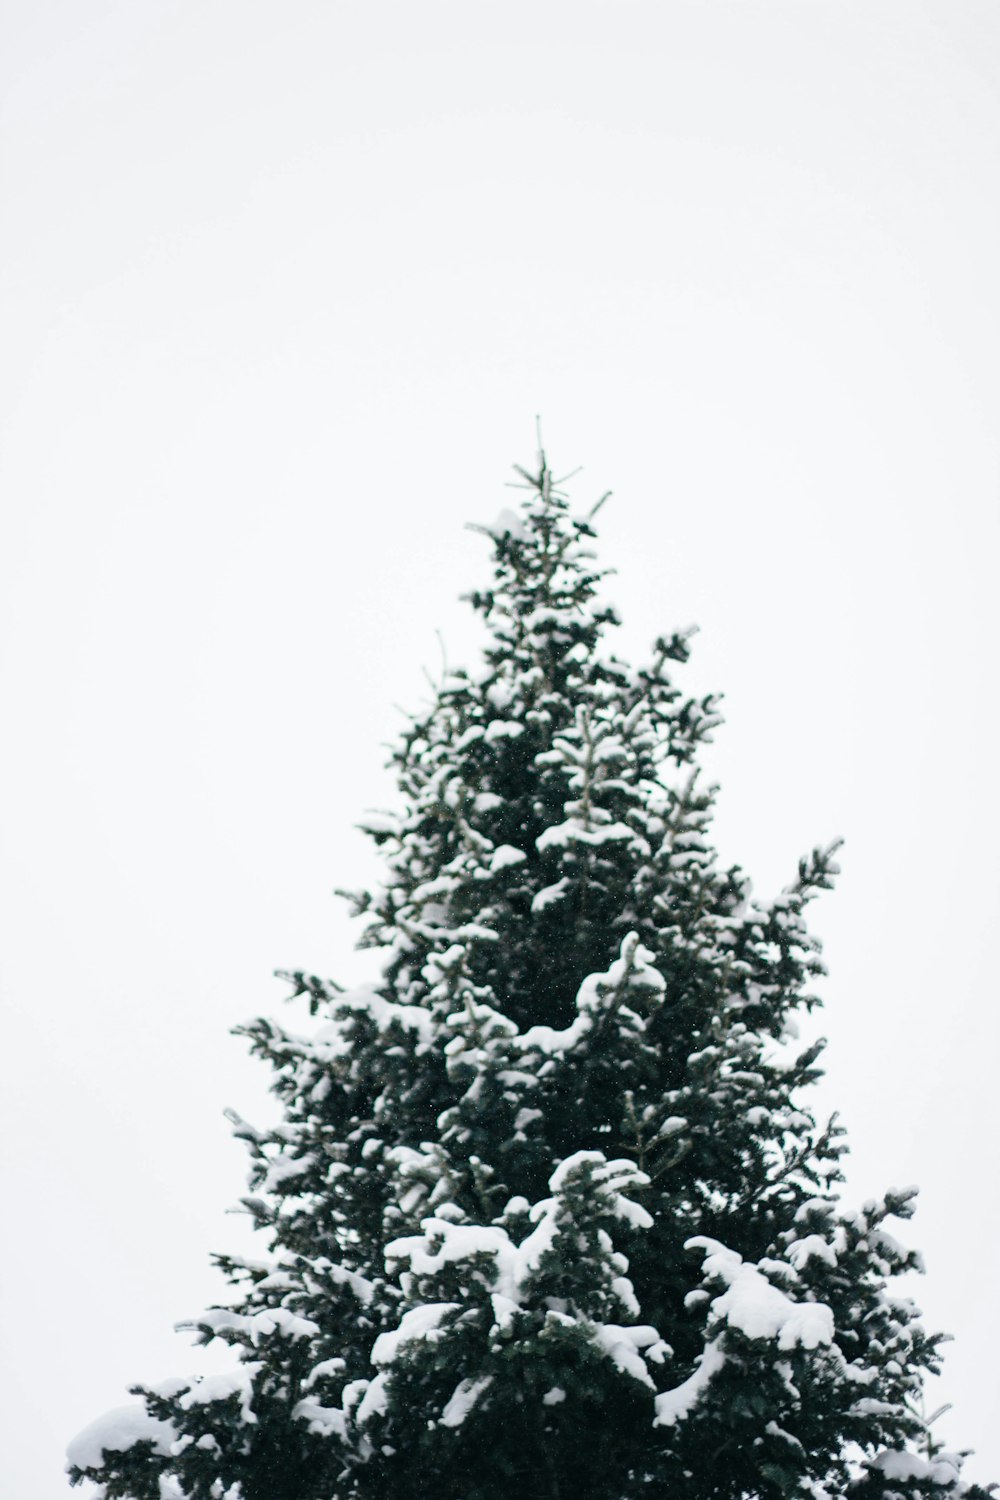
[{"left": 1, "top": 4, "right": 998, "bottom": 1495}]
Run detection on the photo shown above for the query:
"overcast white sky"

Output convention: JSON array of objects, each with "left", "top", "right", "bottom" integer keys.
[{"left": 1, "top": 4, "right": 998, "bottom": 1495}]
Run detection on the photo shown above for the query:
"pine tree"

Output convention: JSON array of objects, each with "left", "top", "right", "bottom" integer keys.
[{"left": 69, "top": 454, "right": 992, "bottom": 1500}]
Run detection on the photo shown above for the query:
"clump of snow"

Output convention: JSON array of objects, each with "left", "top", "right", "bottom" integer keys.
[
  {"left": 793, "top": 1198, "right": 837, "bottom": 1225},
  {"left": 531, "top": 878, "right": 570, "bottom": 912},
  {"left": 483, "top": 508, "right": 528, "bottom": 542},
  {"left": 260, "top": 1153, "right": 316, "bottom": 1192},
  {"left": 786, "top": 1233, "right": 840, "bottom": 1271},
  {"left": 536, "top": 819, "right": 634, "bottom": 851},
  {"left": 186, "top": 1306, "right": 319, "bottom": 1344},
  {"left": 292, "top": 1397, "right": 347, "bottom": 1437},
  {"left": 355, "top": 1373, "right": 389, "bottom": 1424},
  {"left": 371, "top": 1302, "right": 459, "bottom": 1367},
  {"left": 592, "top": 1324, "right": 665, "bottom": 1389},
  {"left": 599, "top": 935, "right": 665, "bottom": 997},
  {"left": 313, "top": 1259, "right": 376, "bottom": 1306},
  {"left": 688, "top": 1238, "right": 835, "bottom": 1350},
  {"left": 440, "top": 1376, "right": 493, "bottom": 1427},
  {"left": 178, "top": 1365, "right": 261, "bottom": 1425},
  {"left": 67, "top": 1404, "right": 175, "bottom": 1470},
  {"left": 484, "top": 719, "right": 524, "bottom": 742},
  {"left": 549, "top": 1151, "right": 653, "bottom": 1230},
  {"left": 872, "top": 1450, "right": 962, "bottom": 1487},
  {"left": 489, "top": 844, "right": 527, "bottom": 871},
  {"left": 315, "top": 983, "right": 436, "bottom": 1055},
  {"left": 357, "top": 813, "right": 401, "bottom": 837},
  {"left": 654, "top": 1343, "right": 726, "bottom": 1426},
  {"left": 516, "top": 1011, "right": 588, "bottom": 1056}
]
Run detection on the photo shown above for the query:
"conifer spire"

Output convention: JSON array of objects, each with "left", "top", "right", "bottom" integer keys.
[{"left": 69, "top": 453, "right": 992, "bottom": 1500}]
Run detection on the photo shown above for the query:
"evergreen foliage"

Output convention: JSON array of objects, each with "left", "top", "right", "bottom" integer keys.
[{"left": 69, "top": 455, "right": 992, "bottom": 1500}]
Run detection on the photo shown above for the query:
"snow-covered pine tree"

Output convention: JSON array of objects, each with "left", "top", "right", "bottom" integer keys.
[{"left": 69, "top": 455, "right": 991, "bottom": 1500}]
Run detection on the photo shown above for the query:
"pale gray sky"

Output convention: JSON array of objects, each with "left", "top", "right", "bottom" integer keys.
[{"left": 1, "top": 4, "right": 998, "bottom": 1495}]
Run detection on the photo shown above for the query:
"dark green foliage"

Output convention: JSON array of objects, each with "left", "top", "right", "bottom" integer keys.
[{"left": 70, "top": 455, "right": 992, "bottom": 1500}]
